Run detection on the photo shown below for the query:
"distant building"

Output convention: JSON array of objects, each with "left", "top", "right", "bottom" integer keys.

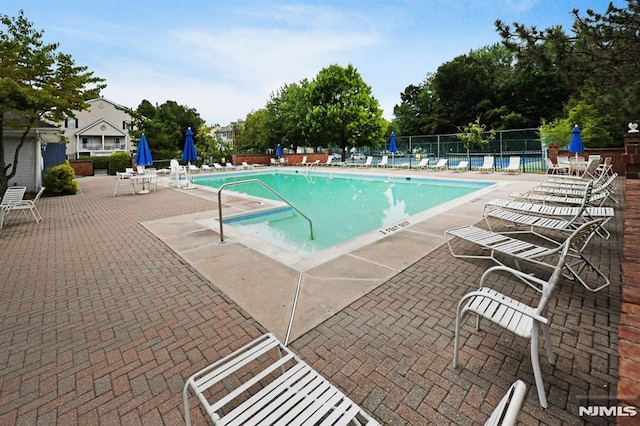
[
  {"left": 212, "top": 120, "right": 244, "bottom": 148},
  {"left": 59, "top": 97, "right": 134, "bottom": 159}
]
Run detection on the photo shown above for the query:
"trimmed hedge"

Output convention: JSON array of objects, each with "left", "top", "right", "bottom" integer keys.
[{"left": 108, "top": 152, "right": 132, "bottom": 175}]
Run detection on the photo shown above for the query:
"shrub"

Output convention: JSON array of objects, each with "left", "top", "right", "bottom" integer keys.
[
  {"left": 80, "top": 155, "right": 110, "bottom": 171},
  {"left": 44, "top": 162, "right": 79, "bottom": 195},
  {"left": 108, "top": 152, "right": 131, "bottom": 175}
]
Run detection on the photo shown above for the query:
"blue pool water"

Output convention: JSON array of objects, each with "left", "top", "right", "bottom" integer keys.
[{"left": 194, "top": 170, "right": 493, "bottom": 255}]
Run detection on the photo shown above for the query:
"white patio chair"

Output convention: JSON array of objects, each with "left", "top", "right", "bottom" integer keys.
[
  {"left": 183, "top": 333, "right": 380, "bottom": 426},
  {"left": 200, "top": 164, "right": 212, "bottom": 172},
  {"left": 0, "top": 186, "right": 27, "bottom": 229},
  {"left": 212, "top": 162, "right": 225, "bottom": 171},
  {"left": 454, "top": 237, "right": 571, "bottom": 408},
  {"left": 295, "top": 156, "right": 308, "bottom": 166},
  {"left": 503, "top": 156, "right": 521, "bottom": 174},
  {"left": 445, "top": 219, "right": 609, "bottom": 292},
  {"left": 450, "top": 160, "right": 469, "bottom": 172},
  {"left": 477, "top": 156, "right": 494, "bottom": 173},
  {"left": 114, "top": 172, "right": 136, "bottom": 196},
  {"left": 484, "top": 380, "right": 527, "bottom": 426},
  {"left": 545, "top": 158, "right": 568, "bottom": 175},
  {"left": 9, "top": 186, "right": 45, "bottom": 223}
]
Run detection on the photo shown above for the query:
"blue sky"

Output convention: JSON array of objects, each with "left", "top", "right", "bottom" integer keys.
[{"left": 7, "top": 0, "right": 621, "bottom": 125}]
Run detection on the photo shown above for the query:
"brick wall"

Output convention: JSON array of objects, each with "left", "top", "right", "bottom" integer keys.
[
  {"left": 618, "top": 179, "right": 640, "bottom": 416},
  {"left": 68, "top": 160, "right": 94, "bottom": 177}
]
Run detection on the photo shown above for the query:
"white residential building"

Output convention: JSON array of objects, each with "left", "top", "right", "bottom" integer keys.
[{"left": 59, "top": 97, "right": 134, "bottom": 159}]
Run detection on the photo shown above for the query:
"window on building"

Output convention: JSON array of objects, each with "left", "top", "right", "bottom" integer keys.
[
  {"left": 122, "top": 121, "right": 131, "bottom": 130},
  {"left": 66, "top": 118, "right": 78, "bottom": 128}
]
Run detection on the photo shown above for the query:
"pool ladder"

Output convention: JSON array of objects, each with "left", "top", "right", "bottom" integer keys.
[{"left": 217, "top": 179, "right": 314, "bottom": 242}]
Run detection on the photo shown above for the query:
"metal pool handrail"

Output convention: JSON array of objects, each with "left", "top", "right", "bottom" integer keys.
[{"left": 217, "top": 179, "right": 314, "bottom": 242}]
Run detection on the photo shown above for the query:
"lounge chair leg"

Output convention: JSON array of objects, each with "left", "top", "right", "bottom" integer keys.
[
  {"left": 531, "top": 324, "right": 548, "bottom": 408},
  {"left": 542, "top": 323, "right": 555, "bottom": 365}
]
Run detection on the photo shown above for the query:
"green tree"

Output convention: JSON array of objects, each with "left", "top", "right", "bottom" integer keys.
[
  {"left": 265, "top": 81, "right": 311, "bottom": 153},
  {"left": 233, "top": 109, "right": 270, "bottom": 153},
  {"left": 306, "top": 64, "right": 384, "bottom": 160},
  {"left": 457, "top": 118, "right": 496, "bottom": 151},
  {"left": 0, "top": 10, "right": 105, "bottom": 195},
  {"left": 496, "top": 1, "right": 640, "bottom": 144},
  {"left": 130, "top": 100, "right": 205, "bottom": 160}
]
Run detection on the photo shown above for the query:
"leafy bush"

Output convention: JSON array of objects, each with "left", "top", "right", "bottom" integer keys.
[
  {"left": 44, "top": 162, "right": 79, "bottom": 195},
  {"left": 80, "top": 155, "right": 109, "bottom": 171},
  {"left": 108, "top": 152, "right": 132, "bottom": 175}
]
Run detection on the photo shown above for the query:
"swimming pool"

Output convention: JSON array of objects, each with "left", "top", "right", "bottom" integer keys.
[{"left": 194, "top": 169, "right": 494, "bottom": 257}]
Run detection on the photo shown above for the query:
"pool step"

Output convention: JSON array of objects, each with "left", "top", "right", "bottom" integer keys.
[{"left": 223, "top": 206, "right": 294, "bottom": 224}]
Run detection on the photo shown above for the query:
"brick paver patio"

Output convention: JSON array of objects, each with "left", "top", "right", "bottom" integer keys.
[{"left": 0, "top": 174, "right": 626, "bottom": 425}]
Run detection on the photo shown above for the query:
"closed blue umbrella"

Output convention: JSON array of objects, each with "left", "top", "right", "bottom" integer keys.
[
  {"left": 135, "top": 133, "right": 153, "bottom": 170},
  {"left": 389, "top": 132, "right": 397, "bottom": 167},
  {"left": 182, "top": 128, "right": 197, "bottom": 187},
  {"left": 568, "top": 124, "right": 584, "bottom": 159},
  {"left": 276, "top": 144, "right": 282, "bottom": 158}
]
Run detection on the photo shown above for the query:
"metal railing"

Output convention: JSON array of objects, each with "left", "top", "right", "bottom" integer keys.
[{"left": 217, "top": 179, "right": 314, "bottom": 242}]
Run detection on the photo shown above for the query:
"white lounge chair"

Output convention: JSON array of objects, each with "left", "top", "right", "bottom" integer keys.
[
  {"left": 241, "top": 161, "right": 255, "bottom": 170},
  {"left": 188, "top": 164, "right": 200, "bottom": 174},
  {"left": 453, "top": 238, "right": 569, "bottom": 409},
  {"left": 347, "top": 156, "right": 372, "bottom": 167},
  {"left": 485, "top": 380, "right": 527, "bottom": 426},
  {"left": 0, "top": 186, "right": 27, "bottom": 228},
  {"left": 450, "top": 160, "right": 469, "bottom": 172},
  {"left": 320, "top": 157, "right": 333, "bottom": 166},
  {"left": 399, "top": 158, "right": 429, "bottom": 169},
  {"left": 483, "top": 183, "right": 614, "bottom": 239},
  {"left": 225, "top": 163, "right": 236, "bottom": 170},
  {"left": 445, "top": 219, "right": 608, "bottom": 292},
  {"left": 508, "top": 190, "right": 610, "bottom": 207},
  {"left": 376, "top": 155, "right": 388, "bottom": 168},
  {"left": 503, "top": 156, "right": 521, "bottom": 174},
  {"left": 295, "top": 156, "right": 308, "bottom": 166},
  {"left": 212, "top": 163, "right": 225, "bottom": 171},
  {"left": 527, "top": 173, "right": 619, "bottom": 205},
  {"left": 183, "top": 333, "right": 380, "bottom": 426},
  {"left": 428, "top": 158, "right": 447, "bottom": 171},
  {"left": 7, "top": 186, "right": 45, "bottom": 224},
  {"left": 200, "top": 164, "right": 211, "bottom": 172},
  {"left": 477, "top": 156, "right": 494, "bottom": 173}
]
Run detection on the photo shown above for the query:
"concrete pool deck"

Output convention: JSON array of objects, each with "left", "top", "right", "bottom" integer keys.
[
  {"left": 0, "top": 168, "right": 625, "bottom": 424},
  {"left": 142, "top": 168, "right": 547, "bottom": 343}
]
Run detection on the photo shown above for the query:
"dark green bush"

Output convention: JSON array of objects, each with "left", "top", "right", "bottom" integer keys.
[
  {"left": 44, "top": 162, "right": 79, "bottom": 195},
  {"left": 80, "top": 155, "right": 110, "bottom": 171},
  {"left": 108, "top": 152, "right": 132, "bottom": 175}
]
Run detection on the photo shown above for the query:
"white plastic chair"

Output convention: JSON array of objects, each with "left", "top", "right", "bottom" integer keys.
[
  {"left": 428, "top": 158, "right": 447, "bottom": 170},
  {"left": 453, "top": 238, "right": 570, "bottom": 408},
  {"left": 10, "top": 186, "right": 45, "bottom": 223},
  {"left": 0, "top": 186, "right": 27, "bottom": 228},
  {"left": 114, "top": 172, "right": 136, "bottom": 196}
]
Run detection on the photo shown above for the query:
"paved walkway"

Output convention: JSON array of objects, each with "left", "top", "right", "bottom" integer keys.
[{"left": 0, "top": 171, "right": 624, "bottom": 424}]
